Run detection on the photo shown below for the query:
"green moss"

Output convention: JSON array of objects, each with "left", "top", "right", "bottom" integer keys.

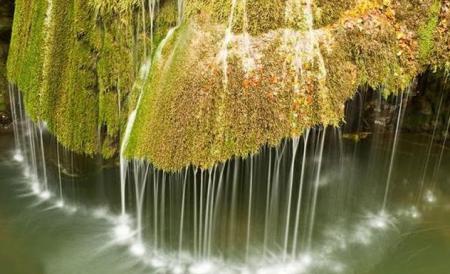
[
  {"left": 39, "top": 0, "right": 74, "bottom": 129},
  {"left": 187, "top": 0, "right": 286, "bottom": 35},
  {"left": 89, "top": 0, "right": 139, "bottom": 18},
  {"left": 154, "top": 0, "right": 178, "bottom": 47},
  {"left": 101, "top": 134, "right": 118, "bottom": 158},
  {"left": 7, "top": 0, "right": 143, "bottom": 158},
  {"left": 7, "top": 0, "right": 450, "bottom": 170},
  {"left": 242, "top": 0, "right": 286, "bottom": 34},
  {"left": 418, "top": 0, "right": 441, "bottom": 62},
  {"left": 97, "top": 24, "right": 134, "bottom": 139},
  {"left": 314, "top": 0, "right": 357, "bottom": 27},
  {"left": 7, "top": 0, "right": 48, "bottom": 120},
  {"left": 126, "top": 23, "right": 195, "bottom": 168}
]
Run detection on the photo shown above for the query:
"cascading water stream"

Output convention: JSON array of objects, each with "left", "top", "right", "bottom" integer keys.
[
  {"left": 382, "top": 91, "right": 407, "bottom": 211},
  {"left": 418, "top": 92, "right": 445, "bottom": 203},
  {"left": 38, "top": 124, "right": 49, "bottom": 193},
  {"left": 26, "top": 116, "right": 39, "bottom": 191},
  {"left": 199, "top": 171, "right": 204, "bottom": 257},
  {"left": 177, "top": 0, "right": 184, "bottom": 25},
  {"left": 140, "top": 0, "right": 148, "bottom": 57},
  {"left": 56, "top": 142, "right": 64, "bottom": 206},
  {"left": 7, "top": 85, "right": 448, "bottom": 274},
  {"left": 8, "top": 85, "right": 22, "bottom": 161},
  {"left": 205, "top": 170, "right": 213, "bottom": 256},
  {"left": 153, "top": 169, "right": 159, "bottom": 248},
  {"left": 432, "top": 112, "right": 450, "bottom": 190},
  {"left": 178, "top": 168, "right": 188, "bottom": 256},
  {"left": 306, "top": 127, "right": 327, "bottom": 250},
  {"left": 130, "top": 161, "right": 150, "bottom": 256},
  {"left": 265, "top": 141, "right": 286, "bottom": 252},
  {"left": 292, "top": 129, "right": 310, "bottom": 256},
  {"left": 227, "top": 159, "right": 238, "bottom": 253},
  {"left": 262, "top": 149, "right": 272, "bottom": 256},
  {"left": 283, "top": 138, "right": 300, "bottom": 260},
  {"left": 160, "top": 171, "right": 166, "bottom": 249},
  {"left": 209, "top": 165, "right": 225, "bottom": 257},
  {"left": 193, "top": 167, "right": 199, "bottom": 256},
  {"left": 245, "top": 156, "right": 254, "bottom": 261},
  {"left": 118, "top": 26, "right": 179, "bottom": 239}
]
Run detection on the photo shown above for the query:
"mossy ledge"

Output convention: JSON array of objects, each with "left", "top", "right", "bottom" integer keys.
[{"left": 7, "top": 0, "right": 450, "bottom": 171}]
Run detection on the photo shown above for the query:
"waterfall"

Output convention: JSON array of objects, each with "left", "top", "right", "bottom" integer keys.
[
  {"left": 306, "top": 127, "right": 327, "bottom": 250},
  {"left": 119, "top": 105, "right": 137, "bottom": 217},
  {"left": 114, "top": 21, "right": 180, "bottom": 252},
  {"left": 292, "top": 129, "right": 310, "bottom": 256},
  {"left": 178, "top": 168, "right": 188, "bottom": 256},
  {"left": 199, "top": 170, "right": 204, "bottom": 257},
  {"left": 38, "top": 124, "right": 49, "bottom": 193},
  {"left": 262, "top": 148, "right": 272, "bottom": 256},
  {"left": 266, "top": 141, "right": 286, "bottom": 251},
  {"left": 119, "top": 25, "right": 178, "bottom": 219},
  {"left": 282, "top": 138, "right": 300, "bottom": 259},
  {"left": 432, "top": 112, "right": 450, "bottom": 190},
  {"left": 130, "top": 160, "right": 150, "bottom": 256},
  {"left": 8, "top": 86, "right": 49, "bottom": 200},
  {"left": 5, "top": 1, "right": 450, "bottom": 273},
  {"left": 228, "top": 158, "right": 240, "bottom": 254},
  {"left": 245, "top": 156, "right": 254, "bottom": 261},
  {"left": 177, "top": 0, "right": 184, "bottom": 25},
  {"left": 383, "top": 91, "right": 408, "bottom": 211},
  {"left": 153, "top": 169, "right": 159, "bottom": 248},
  {"left": 140, "top": 0, "right": 148, "bottom": 57},
  {"left": 193, "top": 167, "right": 199, "bottom": 256},
  {"left": 417, "top": 92, "right": 445, "bottom": 203},
  {"left": 8, "top": 84, "right": 22, "bottom": 160},
  {"left": 56, "top": 142, "right": 64, "bottom": 206}
]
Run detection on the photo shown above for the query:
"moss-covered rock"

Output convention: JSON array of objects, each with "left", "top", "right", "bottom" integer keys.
[
  {"left": 7, "top": 0, "right": 142, "bottom": 156},
  {"left": 7, "top": 0, "right": 450, "bottom": 170}
]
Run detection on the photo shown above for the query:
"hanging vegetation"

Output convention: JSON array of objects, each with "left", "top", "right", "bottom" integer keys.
[{"left": 6, "top": 0, "right": 450, "bottom": 171}]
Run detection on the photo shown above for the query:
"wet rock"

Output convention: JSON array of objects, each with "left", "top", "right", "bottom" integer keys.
[
  {"left": 417, "top": 95, "right": 433, "bottom": 116},
  {"left": 344, "top": 70, "right": 450, "bottom": 136},
  {"left": 0, "top": 111, "right": 10, "bottom": 126}
]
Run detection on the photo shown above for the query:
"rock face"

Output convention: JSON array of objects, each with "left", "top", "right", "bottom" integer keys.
[
  {"left": 403, "top": 72, "right": 450, "bottom": 139},
  {"left": 6, "top": 0, "right": 450, "bottom": 170},
  {"left": 342, "top": 70, "right": 449, "bottom": 141}
]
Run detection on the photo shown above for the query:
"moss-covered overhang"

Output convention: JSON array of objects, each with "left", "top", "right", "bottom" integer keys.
[{"left": 6, "top": 0, "right": 450, "bottom": 171}]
